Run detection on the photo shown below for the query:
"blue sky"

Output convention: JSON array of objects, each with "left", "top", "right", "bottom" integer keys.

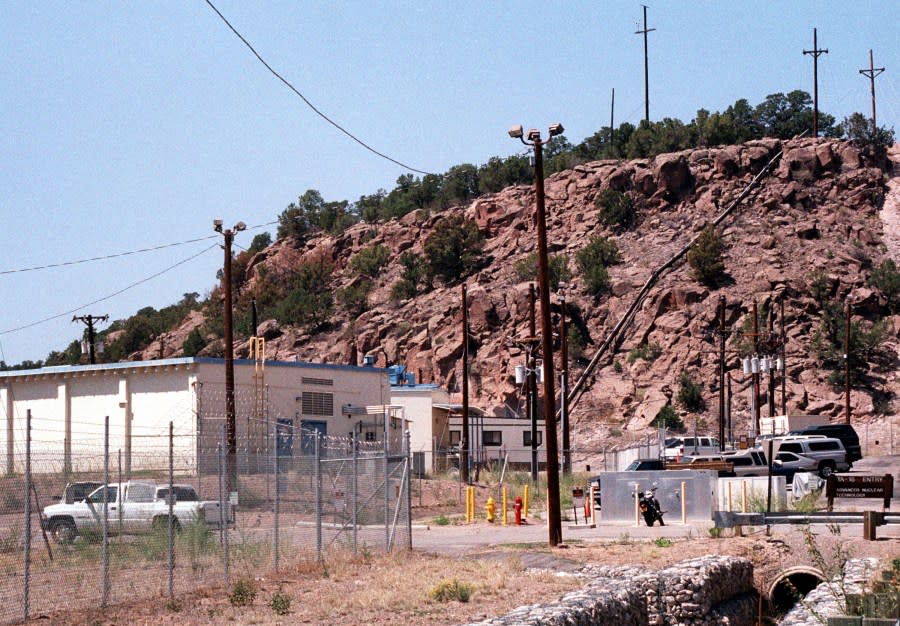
[{"left": 2, "top": 1, "right": 898, "bottom": 365}]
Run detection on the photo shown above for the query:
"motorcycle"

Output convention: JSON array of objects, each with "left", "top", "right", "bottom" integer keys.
[{"left": 638, "top": 488, "right": 665, "bottom": 527}]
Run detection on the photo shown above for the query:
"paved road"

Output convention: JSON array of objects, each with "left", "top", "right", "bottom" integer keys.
[{"left": 413, "top": 454, "right": 900, "bottom": 554}]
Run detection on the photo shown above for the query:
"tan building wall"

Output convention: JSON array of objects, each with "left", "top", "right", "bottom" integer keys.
[{"left": 0, "top": 358, "right": 389, "bottom": 475}]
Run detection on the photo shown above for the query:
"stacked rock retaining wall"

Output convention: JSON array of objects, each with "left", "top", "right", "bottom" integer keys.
[{"left": 463, "top": 555, "right": 756, "bottom": 626}]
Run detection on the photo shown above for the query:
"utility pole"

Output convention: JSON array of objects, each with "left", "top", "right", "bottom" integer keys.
[
  {"left": 635, "top": 6, "right": 655, "bottom": 124},
  {"left": 767, "top": 306, "right": 776, "bottom": 418},
  {"left": 609, "top": 88, "right": 615, "bottom": 149},
  {"left": 859, "top": 49, "right": 885, "bottom": 136},
  {"left": 528, "top": 283, "right": 538, "bottom": 482},
  {"left": 214, "top": 219, "right": 246, "bottom": 495},
  {"left": 845, "top": 300, "right": 852, "bottom": 424},
  {"left": 717, "top": 296, "right": 726, "bottom": 450},
  {"left": 460, "top": 284, "right": 470, "bottom": 485},
  {"left": 72, "top": 314, "right": 108, "bottom": 364},
  {"left": 780, "top": 298, "right": 787, "bottom": 415},
  {"left": 752, "top": 300, "right": 760, "bottom": 436},
  {"left": 803, "top": 28, "right": 828, "bottom": 137},
  {"left": 559, "top": 287, "right": 570, "bottom": 474}
]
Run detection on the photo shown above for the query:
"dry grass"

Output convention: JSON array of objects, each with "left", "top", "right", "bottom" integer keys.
[{"left": 35, "top": 547, "right": 581, "bottom": 625}]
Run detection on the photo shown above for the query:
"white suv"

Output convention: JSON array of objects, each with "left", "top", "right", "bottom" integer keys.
[
  {"left": 663, "top": 436, "right": 721, "bottom": 461},
  {"left": 771, "top": 436, "right": 849, "bottom": 477}
]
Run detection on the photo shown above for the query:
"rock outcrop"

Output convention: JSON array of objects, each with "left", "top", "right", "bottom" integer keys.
[{"left": 140, "top": 138, "right": 900, "bottom": 467}]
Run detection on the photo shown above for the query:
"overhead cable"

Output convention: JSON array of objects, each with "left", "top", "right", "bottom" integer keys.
[
  {"left": 0, "top": 244, "right": 218, "bottom": 336},
  {"left": 203, "top": 0, "right": 433, "bottom": 176}
]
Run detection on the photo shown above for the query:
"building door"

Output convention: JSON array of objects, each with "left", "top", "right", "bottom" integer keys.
[
  {"left": 300, "top": 420, "right": 327, "bottom": 457},
  {"left": 276, "top": 418, "right": 294, "bottom": 458}
]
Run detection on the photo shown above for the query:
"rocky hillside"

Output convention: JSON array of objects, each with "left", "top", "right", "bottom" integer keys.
[{"left": 144, "top": 138, "right": 900, "bottom": 463}]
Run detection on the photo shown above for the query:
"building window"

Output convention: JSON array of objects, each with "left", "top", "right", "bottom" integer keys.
[
  {"left": 364, "top": 431, "right": 377, "bottom": 442},
  {"left": 449, "top": 430, "right": 461, "bottom": 446},
  {"left": 301, "top": 391, "right": 334, "bottom": 416},
  {"left": 482, "top": 431, "right": 502, "bottom": 447},
  {"left": 523, "top": 431, "right": 542, "bottom": 447}
]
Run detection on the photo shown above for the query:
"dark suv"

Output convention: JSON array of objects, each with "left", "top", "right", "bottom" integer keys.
[{"left": 788, "top": 424, "right": 861, "bottom": 463}]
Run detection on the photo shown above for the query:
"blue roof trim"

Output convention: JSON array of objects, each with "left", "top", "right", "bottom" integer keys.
[
  {"left": 390, "top": 384, "right": 443, "bottom": 391},
  {"left": 0, "top": 357, "right": 386, "bottom": 379}
]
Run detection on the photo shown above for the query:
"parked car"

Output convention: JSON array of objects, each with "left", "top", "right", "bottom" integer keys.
[
  {"left": 624, "top": 458, "right": 666, "bottom": 471},
  {"left": 771, "top": 436, "right": 850, "bottom": 476},
  {"left": 771, "top": 451, "right": 820, "bottom": 482},
  {"left": 720, "top": 449, "right": 769, "bottom": 477},
  {"left": 663, "top": 436, "right": 721, "bottom": 461},
  {"left": 787, "top": 424, "right": 862, "bottom": 464}
]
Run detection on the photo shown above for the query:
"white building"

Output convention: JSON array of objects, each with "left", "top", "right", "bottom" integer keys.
[
  {"left": 0, "top": 357, "right": 396, "bottom": 475},
  {"left": 390, "top": 376, "right": 546, "bottom": 476}
]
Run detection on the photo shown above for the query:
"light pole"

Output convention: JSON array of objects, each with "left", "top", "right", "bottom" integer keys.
[
  {"left": 214, "top": 218, "right": 246, "bottom": 495},
  {"left": 509, "top": 122, "right": 564, "bottom": 546}
]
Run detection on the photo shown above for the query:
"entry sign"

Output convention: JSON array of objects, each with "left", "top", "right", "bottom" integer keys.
[
  {"left": 572, "top": 488, "right": 585, "bottom": 509},
  {"left": 826, "top": 474, "right": 893, "bottom": 510}
]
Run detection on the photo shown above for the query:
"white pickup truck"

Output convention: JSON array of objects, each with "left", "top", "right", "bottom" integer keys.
[{"left": 42, "top": 480, "right": 233, "bottom": 544}]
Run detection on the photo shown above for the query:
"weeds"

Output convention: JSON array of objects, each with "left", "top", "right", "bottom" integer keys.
[
  {"left": 708, "top": 527, "right": 723, "bottom": 539},
  {"left": 229, "top": 578, "right": 257, "bottom": 607},
  {"left": 653, "top": 537, "right": 673, "bottom": 548},
  {"left": 428, "top": 578, "right": 473, "bottom": 603},
  {"left": 433, "top": 514, "right": 451, "bottom": 526},
  {"left": 270, "top": 589, "right": 291, "bottom": 615}
]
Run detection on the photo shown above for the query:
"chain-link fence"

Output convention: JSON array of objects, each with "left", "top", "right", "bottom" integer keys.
[{"left": 0, "top": 409, "right": 410, "bottom": 624}]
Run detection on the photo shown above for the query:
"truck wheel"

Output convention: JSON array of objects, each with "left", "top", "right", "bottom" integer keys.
[
  {"left": 818, "top": 462, "right": 835, "bottom": 478},
  {"left": 49, "top": 519, "right": 76, "bottom": 544}
]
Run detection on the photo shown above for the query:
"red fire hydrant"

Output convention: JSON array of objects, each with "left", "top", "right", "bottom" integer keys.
[{"left": 514, "top": 496, "right": 523, "bottom": 526}]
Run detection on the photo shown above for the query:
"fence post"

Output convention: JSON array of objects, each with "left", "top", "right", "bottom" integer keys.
[
  {"left": 352, "top": 432, "right": 358, "bottom": 554},
  {"left": 102, "top": 416, "right": 109, "bottom": 609},
  {"left": 23, "top": 409, "right": 32, "bottom": 622},
  {"left": 405, "top": 430, "right": 413, "bottom": 550},
  {"left": 273, "top": 427, "right": 279, "bottom": 572},
  {"left": 315, "top": 431, "right": 322, "bottom": 561},
  {"left": 117, "top": 450, "right": 123, "bottom": 536},
  {"left": 167, "top": 421, "right": 175, "bottom": 606}
]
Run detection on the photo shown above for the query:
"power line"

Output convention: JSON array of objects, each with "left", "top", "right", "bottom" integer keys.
[
  {"left": 203, "top": 0, "right": 434, "bottom": 177},
  {"left": 0, "top": 243, "right": 218, "bottom": 337},
  {"left": 0, "top": 221, "right": 276, "bottom": 276}
]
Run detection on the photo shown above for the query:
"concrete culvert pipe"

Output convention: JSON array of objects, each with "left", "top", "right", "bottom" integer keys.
[{"left": 768, "top": 566, "right": 826, "bottom": 614}]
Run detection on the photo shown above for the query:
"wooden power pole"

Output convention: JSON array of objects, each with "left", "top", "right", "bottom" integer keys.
[
  {"left": 635, "top": 5, "right": 655, "bottom": 124},
  {"left": 859, "top": 49, "right": 885, "bottom": 135},
  {"left": 803, "top": 28, "right": 828, "bottom": 137}
]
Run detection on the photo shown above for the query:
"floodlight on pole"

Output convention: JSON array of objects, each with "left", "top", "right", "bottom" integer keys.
[
  {"left": 509, "top": 122, "right": 564, "bottom": 547},
  {"left": 214, "top": 219, "right": 245, "bottom": 495}
]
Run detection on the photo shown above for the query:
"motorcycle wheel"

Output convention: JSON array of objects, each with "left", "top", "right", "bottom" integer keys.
[{"left": 643, "top": 512, "right": 655, "bottom": 526}]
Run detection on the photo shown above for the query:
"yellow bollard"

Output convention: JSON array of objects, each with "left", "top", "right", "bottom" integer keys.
[
  {"left": 466, "top": 486, "right": 476, "bottom": 523},
  {"left": 502, "top": 487, "right": 508, "bottom": 526},
  {"left": 486, "top": 496, "right": 495, "bottom": 523},
  {"left": 727, "top": 482, "right": 733, "bottom": 512},
  {"left": 741, "top": 481, "right": 748, "bottom": 513},
  {"left": 523, "top": 484, "right": 529, "bottom": 518}
]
